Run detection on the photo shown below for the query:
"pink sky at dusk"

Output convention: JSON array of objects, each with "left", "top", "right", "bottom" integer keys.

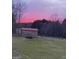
[{"left": 13, "top": 0, "right": 66, "bottom": 23}]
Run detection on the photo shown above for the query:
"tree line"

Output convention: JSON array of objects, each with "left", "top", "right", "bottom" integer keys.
[
  {"left": 12, "top": 14, "right": 66, "bottom": 38},
  {"left": 31, "top": 19, "right": 66, "bottom": 38}
]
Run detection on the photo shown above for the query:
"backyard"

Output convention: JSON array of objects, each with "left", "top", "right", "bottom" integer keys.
[{"left": 12, "top": 36, "right": 66, "bottom": 59}]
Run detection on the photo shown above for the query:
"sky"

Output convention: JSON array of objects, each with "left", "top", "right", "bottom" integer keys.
[{"left": 13, "top": 0, "right": 66, "bottom": 23}]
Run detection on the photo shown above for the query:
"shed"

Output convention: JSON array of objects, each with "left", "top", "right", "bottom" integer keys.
[{"left": 16, "top": 28, "right": 38, "bottom": 38}]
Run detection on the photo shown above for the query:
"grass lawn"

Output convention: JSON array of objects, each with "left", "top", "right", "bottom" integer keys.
[{"left": 12, "top": 37, "right": 66, "bottom": 59}]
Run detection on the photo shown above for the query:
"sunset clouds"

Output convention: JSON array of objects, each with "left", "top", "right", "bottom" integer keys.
[{"left": 13, "top": 0, "right": 66, "bottom": 23}]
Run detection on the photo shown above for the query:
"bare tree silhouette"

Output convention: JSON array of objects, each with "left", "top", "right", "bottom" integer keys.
[
  {"left": 12, "top": 0, "right": 26, "bottom": 35},
  {"left": 49, "top": 14, "right": 59, "bottom": 22}
]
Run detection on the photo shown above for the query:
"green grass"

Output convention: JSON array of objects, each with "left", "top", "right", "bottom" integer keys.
[{"left": 12, "top": 37, "right": 66, "bottom": 59}]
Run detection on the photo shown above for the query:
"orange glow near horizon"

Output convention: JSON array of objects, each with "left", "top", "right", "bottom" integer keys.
[
  {"left": 16, "top": 18, "right": 35, "bottom": 23},
  {"left": 16, "top": 13, "right": 50, "bottom": 23},
  {"left": 16, "top": 16, "right": 64, "bottom": 23}
]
